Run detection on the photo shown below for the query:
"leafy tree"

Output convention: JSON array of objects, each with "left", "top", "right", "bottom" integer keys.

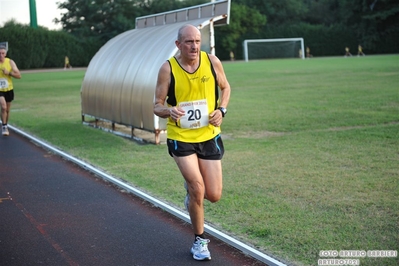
[
  {"left": 215, "top": 3, "right": 267, "bottom": 60},
  {"left": 301, "top": 0, "right": 399, "bottom": 51},
  {"left": 231, "top": 0, "right": 398, "bottom": 55},
  {"left": 336, "top": 0, "right": 399, "bottom": 51},
  {"left": 234, "top": 0, "right": 308, "bottom": 24},
  {"left": 53, "top": 0, "right": 397, "bottom": 58},
  {"left": 55, "top": 0, "right": 208, "bottom": 45},
  {"left": 55, "top": 0, "right": 140, "bottom": 44}
]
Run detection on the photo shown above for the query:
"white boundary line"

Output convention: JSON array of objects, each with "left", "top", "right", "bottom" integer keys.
[{"left": 8, "top": 124, "right": 287, "bottom": 266}]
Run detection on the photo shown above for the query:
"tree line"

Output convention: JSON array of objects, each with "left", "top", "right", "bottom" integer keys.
[
  {"left": 0, "top": 0, "right": 397, "bottom": 68},
  {"left": 54, "top": 0, "right": 398, "bottom": 59},
  {"left": 217, "top": 0, "right": 398, "bottom": 59}
]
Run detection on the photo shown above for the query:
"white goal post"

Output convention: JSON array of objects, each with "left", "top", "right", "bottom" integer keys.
[{"left": 243, "top": 38, "right": 305, "bottom": 62}]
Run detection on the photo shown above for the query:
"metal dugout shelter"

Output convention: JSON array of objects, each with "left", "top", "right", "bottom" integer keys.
[{"left": 81, "top": 0, "right": 231, "bottom": 144}]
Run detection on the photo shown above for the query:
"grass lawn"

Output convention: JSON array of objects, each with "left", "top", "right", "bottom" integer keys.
[{"left": 9, "top": 55, "right": 399, "bottom": 266}]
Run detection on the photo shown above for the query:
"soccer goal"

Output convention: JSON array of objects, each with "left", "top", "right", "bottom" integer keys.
[{"left": 243, "top": 38, "right": 305, "bottom": 62}]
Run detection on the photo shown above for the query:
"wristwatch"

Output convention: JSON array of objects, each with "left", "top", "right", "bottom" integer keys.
[{"left": 218, "top": 107, "right": 227, "bottom": 117}]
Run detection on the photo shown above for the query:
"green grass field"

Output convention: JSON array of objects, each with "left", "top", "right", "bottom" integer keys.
[{"left": 10, "top": 55, "right": 399, "bottom": 266}]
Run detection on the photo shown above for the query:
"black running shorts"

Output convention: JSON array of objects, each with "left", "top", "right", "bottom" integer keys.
[
  {"left": 167, "top": 134, "right": 224, "bottom": 160},
  {"left": 0, "top": 90, "right": 14, "bottom": 102}
]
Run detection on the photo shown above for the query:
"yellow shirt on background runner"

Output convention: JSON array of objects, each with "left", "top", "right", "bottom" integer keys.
[{"left": 0, "top": 58, "right": 13, "bottom": 92}]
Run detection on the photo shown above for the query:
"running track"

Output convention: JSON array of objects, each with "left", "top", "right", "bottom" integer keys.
[{"left": 0, "top": 128, "right": 273, "bottom": 266}]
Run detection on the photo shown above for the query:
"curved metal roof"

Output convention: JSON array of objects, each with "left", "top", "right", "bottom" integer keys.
[{"left": 81, "top": 1, "right": 230, "bottom": 143}]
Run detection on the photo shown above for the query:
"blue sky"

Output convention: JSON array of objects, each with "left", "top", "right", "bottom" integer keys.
[{"left": 0, "top": 0, "right": 65, "bottom": 29}]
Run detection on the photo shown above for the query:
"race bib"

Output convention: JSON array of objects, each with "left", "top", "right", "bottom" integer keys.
[
  {"left": 0, "top": 78, "right": 9, "bottom": 89},
  {"left": 179, "top": 99, "right": 209, "bottom": 129}
]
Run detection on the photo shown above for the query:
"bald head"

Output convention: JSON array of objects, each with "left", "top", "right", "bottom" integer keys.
[{"left": 177, "top": 24, "right": 201, "bottom": 42}]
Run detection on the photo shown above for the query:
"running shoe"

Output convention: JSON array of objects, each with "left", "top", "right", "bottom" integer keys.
[
  {"left": 2, "top": 126, "right": 9, "bottom": 136},
  {"left": 191, "top": 236, "right": 211, "bottom": 261}
]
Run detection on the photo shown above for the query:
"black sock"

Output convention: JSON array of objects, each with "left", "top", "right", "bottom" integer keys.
[{"left": 195, "top": 233, "right": 205, "bottom": 241}]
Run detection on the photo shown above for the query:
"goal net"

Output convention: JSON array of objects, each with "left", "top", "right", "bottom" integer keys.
[{"left": 243, "top": 38, "right": 305, "bottom": 62}]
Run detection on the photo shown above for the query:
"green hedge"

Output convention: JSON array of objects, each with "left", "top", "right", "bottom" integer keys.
[{"left": 0, "top": 25, "right": 102, "bottom": 69}]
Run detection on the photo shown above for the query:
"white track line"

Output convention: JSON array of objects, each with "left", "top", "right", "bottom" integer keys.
[{"left": 8, "top": 124, "right": 287, "bottom": 266}]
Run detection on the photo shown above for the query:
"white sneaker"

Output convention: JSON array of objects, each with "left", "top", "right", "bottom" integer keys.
[
  {"left": 191, "top": 236, "right": 211, "bottom": 261},
  {"left": 2, "top": 126, "right": 9, "bottom": 136}
]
